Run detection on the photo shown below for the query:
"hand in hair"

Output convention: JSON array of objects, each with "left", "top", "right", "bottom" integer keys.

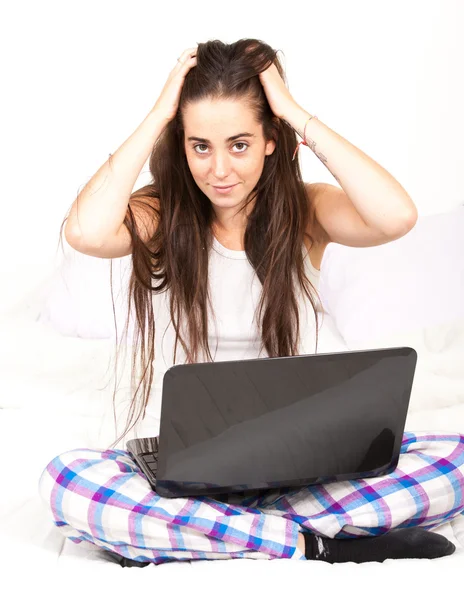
[{"left": 258, "top": 61, "right": 300, "bottom": 120}]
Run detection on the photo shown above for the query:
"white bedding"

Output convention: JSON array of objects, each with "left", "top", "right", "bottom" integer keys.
[{"left": 1, "top": 311, "right": 463, "bottom": 596}]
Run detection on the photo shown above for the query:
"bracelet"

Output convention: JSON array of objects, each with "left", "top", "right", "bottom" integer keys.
[{"left": 292, "top": 114, "right": 318, "bottom": 161}]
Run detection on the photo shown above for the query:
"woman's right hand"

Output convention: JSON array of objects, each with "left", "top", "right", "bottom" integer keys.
[{"left": 153, "top": 47, "right": 198, "bottom": 122}]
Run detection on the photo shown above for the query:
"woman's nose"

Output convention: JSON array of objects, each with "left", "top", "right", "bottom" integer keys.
[{"left": 211, "top": 155, "right": 231, "bottom": 178}]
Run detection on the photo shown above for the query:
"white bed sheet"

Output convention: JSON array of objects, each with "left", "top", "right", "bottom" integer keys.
[{"left": 1, "top": 313, "right": 463, "bottom": 596}]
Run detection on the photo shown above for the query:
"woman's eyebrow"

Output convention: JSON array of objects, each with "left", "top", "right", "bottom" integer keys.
[{"left": 187, "top": 132, "right": 256, "bottom": 143}]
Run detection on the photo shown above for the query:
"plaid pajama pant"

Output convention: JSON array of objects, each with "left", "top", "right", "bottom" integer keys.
[{"left": 38, "top": 431, "right": 464, "bottom": 565}]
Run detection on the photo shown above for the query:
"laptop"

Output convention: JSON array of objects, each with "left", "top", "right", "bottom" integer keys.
[{"left": 126, "top": 346, "right": 417, "bottom": 499}]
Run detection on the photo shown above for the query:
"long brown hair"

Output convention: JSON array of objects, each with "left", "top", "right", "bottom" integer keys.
[{"left": 59, "top": 38, "right": 323, "bottom": 448}]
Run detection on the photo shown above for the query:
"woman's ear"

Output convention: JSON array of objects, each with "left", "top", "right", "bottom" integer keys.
[
  {"left": 264, "top": 116, "right": 280, "bottom": 155},
  {"left": 265, "top": 138, "right": 277, "bottom": 156}
]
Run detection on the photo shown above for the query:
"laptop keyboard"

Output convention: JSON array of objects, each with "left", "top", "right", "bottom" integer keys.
[{"left": 140, "top": 449, "right": 159, "bottom": 475}]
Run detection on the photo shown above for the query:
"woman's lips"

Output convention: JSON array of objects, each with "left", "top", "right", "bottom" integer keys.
[{"left": 212, "top": 183, "right": 238, "bottom": 194}]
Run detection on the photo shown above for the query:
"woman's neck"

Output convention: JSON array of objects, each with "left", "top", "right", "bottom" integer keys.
[{"left": 211, "top": 220, "right": 245, "bottom": 251}]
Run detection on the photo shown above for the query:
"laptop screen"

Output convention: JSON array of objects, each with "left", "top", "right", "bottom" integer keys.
[{"left": 155, "top": 347, "right": 417, "bottom": 497}]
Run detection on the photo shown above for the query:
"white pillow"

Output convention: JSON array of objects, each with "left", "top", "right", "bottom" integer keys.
[
  {"left": 37, "top": 241, "right": 131, "bottom": 339},
  {"left": 319, "top": 206, "right": 464, "bottom": 343}
]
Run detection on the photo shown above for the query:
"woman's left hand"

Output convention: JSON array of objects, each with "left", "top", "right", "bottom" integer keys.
[{"left": 258, "top": 61, "right": 300, "bottom": 120}]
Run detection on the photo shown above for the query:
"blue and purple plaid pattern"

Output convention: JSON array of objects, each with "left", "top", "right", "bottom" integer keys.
[{"left": 38, "top": 431, "right": 464, "bottom": 565}]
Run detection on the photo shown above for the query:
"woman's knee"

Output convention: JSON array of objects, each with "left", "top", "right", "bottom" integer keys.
[{"left": 38, "top": 447, "right": 105, "bottom": 508}]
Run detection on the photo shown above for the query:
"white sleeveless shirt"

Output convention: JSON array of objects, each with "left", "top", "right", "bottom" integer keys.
[{"left": 131, "top": 235, "right": 324, "bottom": 440}]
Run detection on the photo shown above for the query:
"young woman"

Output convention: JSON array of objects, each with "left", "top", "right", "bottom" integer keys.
[{"left": 38, "top": 39, "right": 463, "bottom": 567}]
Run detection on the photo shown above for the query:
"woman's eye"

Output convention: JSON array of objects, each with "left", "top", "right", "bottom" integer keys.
[
  {"left": 194, "top": 142, "right": 248, "bottom": 154},
  {"left": 195, "top": 144, "right": 208, "bottom": 153}
]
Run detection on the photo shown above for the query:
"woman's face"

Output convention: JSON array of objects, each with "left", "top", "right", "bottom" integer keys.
[{"left": 183, "top": 98, "right": 276, "bottom": 219}]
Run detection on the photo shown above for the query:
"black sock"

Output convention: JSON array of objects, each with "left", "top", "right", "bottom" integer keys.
[
  {"left": 302, "top": 527, "right": 456, "bottom": 563},
  {"left": 103, "top": 549, "right": 151, "bottom": 567}
]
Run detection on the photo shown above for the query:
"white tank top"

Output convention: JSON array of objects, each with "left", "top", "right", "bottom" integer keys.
[{"left": 129, "top": 235, "right": 324, "bottom": 441}]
